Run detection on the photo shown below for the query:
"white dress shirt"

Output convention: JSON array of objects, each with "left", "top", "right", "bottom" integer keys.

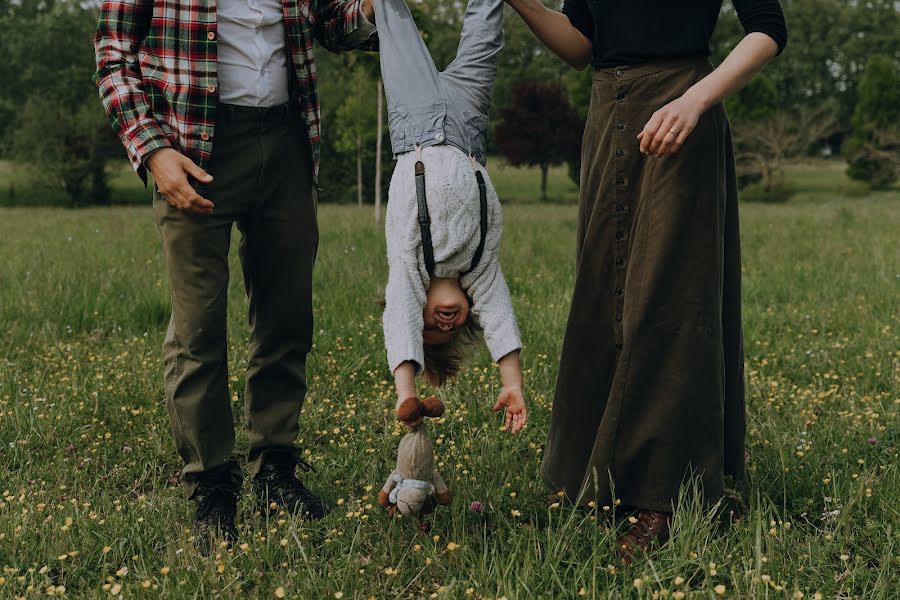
[
  {"left": 216, "top": 0, "right": 377, "bottom": 107},
  {"left": 217, "top": 0, "right": 290, "bottom": 107}
]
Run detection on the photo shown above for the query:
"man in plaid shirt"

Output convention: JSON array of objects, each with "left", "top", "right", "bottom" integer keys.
[{"left": 95, "top": 0, "right": 375, "bottom": 553}]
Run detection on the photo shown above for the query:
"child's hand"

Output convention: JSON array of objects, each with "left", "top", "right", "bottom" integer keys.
[{"left": 492, "top": 385, "right": 528, "bottom": 434}]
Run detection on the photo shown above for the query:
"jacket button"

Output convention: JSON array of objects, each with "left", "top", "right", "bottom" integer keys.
[
  {"left": 434, "top": 132, "right": 444, "bottom": 142},
  {"left": 615, "top": 314, "right": 623, "bottom": 322},
  {"left": 616, "top": 91, "right": 626, "bottom": 101},
  {"left": 200, "top": 131, "right": 210, "bottom": 141},
  {"left": 616, "top": 122, "right": 625, "bottom": 131},
  {"left": 616, "top": 231, "right": 625, "bottom": 240},
  {"left": 207, "top": 31, "right": 216, "bottom": 40},
  {"left": 615, "top": 149, "right": 624, "bottom": 157},
  {"left": 615, "top": 288, "right": 624, "bottom": 296},
  {"left": 615, "top": 69, "right": 625, "bottom": 77}
]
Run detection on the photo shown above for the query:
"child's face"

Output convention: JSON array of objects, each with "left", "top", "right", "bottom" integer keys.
[{"left": 423, "top": 278, "right": 470, "bottom": 346}]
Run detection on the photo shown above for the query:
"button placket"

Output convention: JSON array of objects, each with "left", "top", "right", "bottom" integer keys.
[{"left": 612, "top": 67, "right": 630, "bottom": 351}]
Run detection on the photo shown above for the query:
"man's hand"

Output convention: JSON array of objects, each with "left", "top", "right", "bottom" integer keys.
[
  {"left": 147, "top": 148, "right": 215, "bottom": 215},
  {"left": 493, "top": 385, "right": 528, "bottom": 434}
]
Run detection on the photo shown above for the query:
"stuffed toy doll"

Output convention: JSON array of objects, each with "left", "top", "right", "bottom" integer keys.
[{"left": 379, "top": 397, "right": 452, "bottom": 522}]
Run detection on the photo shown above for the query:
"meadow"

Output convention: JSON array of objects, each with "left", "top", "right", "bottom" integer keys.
[{"left": 0, "top": 161, "right": 897, "bottom": 599}]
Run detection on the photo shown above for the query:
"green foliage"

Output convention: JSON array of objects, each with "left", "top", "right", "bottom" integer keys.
[
  {"left": 844, "top": 55, "right": 899, "bottom": 189},
  {"left": 0, "top": 2, "right": 120, "bottom": 204},
  {"left": 493, "top": 6, "right": 568, "bottom": 114},
  {"left": 725, "top": 74, "right": 778, "bottom": 123},
  {"left": 316, "top": 52, "right": 391, "bottom": 204},
  {"left": 846, "top": 147, "right": 897, "bottom": 189},
  {"left": 12, "top": 96, "right": 119, "bottom": 207},
  {"left": 1, "top": 0, "right": 898, "bottom": 204},
  {"left": 851, "top": 56, "right": 900, "bottom": 134},
  {"left": 714, "top": 0, "right": 900, "bottom": 126}
]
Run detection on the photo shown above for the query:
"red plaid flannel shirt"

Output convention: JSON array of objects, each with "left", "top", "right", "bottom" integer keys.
[{"left": 95, "top": 0, "right": 372, "bottom": 184}]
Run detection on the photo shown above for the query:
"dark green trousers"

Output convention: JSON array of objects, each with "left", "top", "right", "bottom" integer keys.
[
  {"left": 542, "top": 58, "right": 746, "bottom": 512},
  {"left": 153, "top": 104, "right": 318, "bottom": 498}
]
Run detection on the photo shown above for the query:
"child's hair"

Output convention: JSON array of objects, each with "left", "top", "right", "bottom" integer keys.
[
  {"left": 377, "top": 293, "right": 483, "bottom": 387},
  {"left": 422, "top": 312, "right": 481, "bottom": 387}
]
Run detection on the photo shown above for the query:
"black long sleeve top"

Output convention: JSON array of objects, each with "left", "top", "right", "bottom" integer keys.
[{"left": 561, "top": 0, "right": 787, "bottom": 68}]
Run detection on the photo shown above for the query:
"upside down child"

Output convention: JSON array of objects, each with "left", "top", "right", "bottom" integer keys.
[{"left": 376, "top": 0, "right": 527, "bottom": 433}]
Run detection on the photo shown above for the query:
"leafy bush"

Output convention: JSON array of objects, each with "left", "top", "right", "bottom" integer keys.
[
  {"left": 11, "top": 96, "right": 119, "bottom": 207},
  {"left": 846, "top": 145, "right": 897, "bottom": 189},
  {"left": 726, "top": 74, "right": 778, "bottom": 123},
  {"left": 845, "top": 55, "right": 899, "bottom": 189}
]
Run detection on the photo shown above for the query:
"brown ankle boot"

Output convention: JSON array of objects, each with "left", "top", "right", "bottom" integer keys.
[{"left": 616, "top": 510, "right": 672, "bottom": 563}]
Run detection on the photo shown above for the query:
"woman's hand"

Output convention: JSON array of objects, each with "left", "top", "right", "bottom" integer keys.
[
  {"left": 493, "top": 385, "right": 528, "bottom": 434},
  {"left": 638, "top": 32, "right": 781, "bottom": 158},
  {"left": 638, "top": 92, "right": 707, "bottom": 157}
]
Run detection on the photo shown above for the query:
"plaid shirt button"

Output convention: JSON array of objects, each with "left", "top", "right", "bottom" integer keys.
[
  {"left": 200, "top": 131, "right": 210, "bottom": 141},
  {"left": 207, "top": 31, "right": 216, "bottom": 40},
  {"left": 207, "top": 85, "right": 217, "bottom": 93}
]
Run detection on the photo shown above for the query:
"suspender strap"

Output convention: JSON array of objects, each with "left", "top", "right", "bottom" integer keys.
[
  {"left": 462, "top": 170, "right": 488, "bottom": 276},
  {"left": 415, "top": 154, "right": 488, "bottom": 279},
  {"left": 415, "top": 160, "right": 436, "bottom": 276}
]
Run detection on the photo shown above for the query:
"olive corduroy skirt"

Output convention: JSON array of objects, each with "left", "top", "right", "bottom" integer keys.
[{"left": 541, "top": 57, "right": 746, "bottom": 512}]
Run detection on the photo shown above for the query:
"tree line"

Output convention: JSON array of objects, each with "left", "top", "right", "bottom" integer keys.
[{"left": 0, "top": 0, "right": 896, "bottom": 207}]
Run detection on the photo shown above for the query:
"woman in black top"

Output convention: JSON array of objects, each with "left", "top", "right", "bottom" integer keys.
[{"left": 505, "top": 0, "right": 786, "bottom": 559}]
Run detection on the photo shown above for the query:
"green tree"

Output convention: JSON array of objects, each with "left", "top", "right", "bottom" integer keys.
[
  {"left": 725, "top": 74, "right": 778, "bottom": 123},
  {"left": 13, "top": 96, "right": 119, "bottom": 206},
  {"left": 332, "top": 62, "right": 378, "bottom": 206},
  {"left": 1, "top": 2, "right": 121, "bottom": 204},
  {"left": 845, "top": 55, "right": 899, "bottom": 188},
  {"left": 316, "top": 50, "right": 390, "bottom": 207},
  {"left": 714, "top": 0, "right": 899, "bottom": 136}
]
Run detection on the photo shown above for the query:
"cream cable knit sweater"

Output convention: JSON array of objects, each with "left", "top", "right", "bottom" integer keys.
[{"left": 383, "top": 145, "right": 522, "bottom": 374}]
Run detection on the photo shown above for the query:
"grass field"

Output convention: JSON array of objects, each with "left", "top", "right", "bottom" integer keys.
[{"left": 0, "top": 162, "right": 898, "bottom": 599}]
